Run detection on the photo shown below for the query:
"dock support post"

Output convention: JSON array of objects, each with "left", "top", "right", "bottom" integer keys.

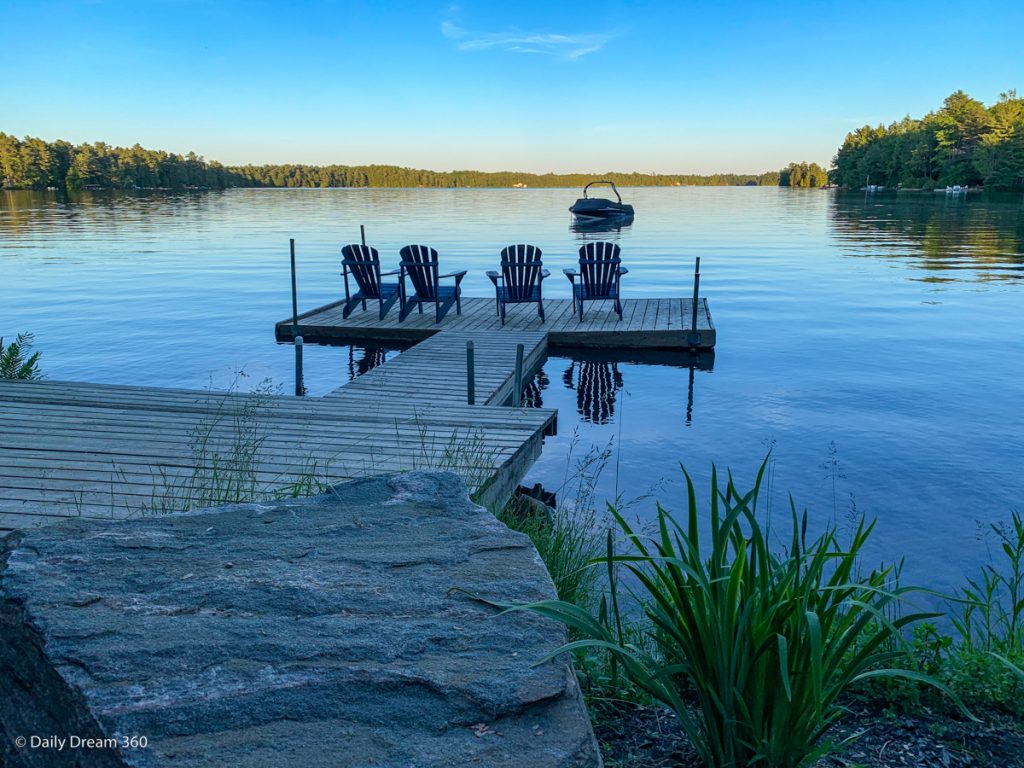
[
  {"left": 513, "top": 343, "right": 524, "bottom": 407},
  {"left": 290, "top": 238, "right": 299, "bottom": 338},
  {"left": 360, "top": 225, "right": 366, "bottom": 246},
  {"left": 294, "top": 335, "right": 305, "bottom": 396},
  {"left": 466, "top": 341, "right": 475, "bottom": 405},
  {"left": 688, "top": 257, "right": 701, "bottom": 348}
]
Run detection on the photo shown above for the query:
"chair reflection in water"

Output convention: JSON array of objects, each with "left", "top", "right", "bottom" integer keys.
[
  {"left": 347, "top": 346, "right": 389, "bottom": 380},
  {"left": 562, "top": 360, "right": 623, "bottom": 425}
]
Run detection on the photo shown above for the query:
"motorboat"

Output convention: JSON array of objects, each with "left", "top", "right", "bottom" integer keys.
[{"left": 569, "top": 181, "right": 634, "bottom": 223}]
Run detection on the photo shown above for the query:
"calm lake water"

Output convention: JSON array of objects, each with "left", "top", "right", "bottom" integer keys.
[{"left": 2, "top": 187, "right": 1022, "bottom": 593}]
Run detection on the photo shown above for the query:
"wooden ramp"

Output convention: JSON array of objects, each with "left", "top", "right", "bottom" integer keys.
[
  {"left": 277, "top": 296, "right": 716, "bottom": 350},
  {"left": 326, "top": 329, "right": 547, "bottom": 407},
  {"left": 0, "top": 329, "right": 555, "bottom": 532}
]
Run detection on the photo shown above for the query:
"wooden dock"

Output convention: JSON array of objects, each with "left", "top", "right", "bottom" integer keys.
[
  {"left": 277, "top": 296, "right": 716, "bottom": 350},
  {"left": 2, "top": 286, "right": 718, "bottom": 531},
  {"left": 0, "top": 329, "right": 554, "bottom": 531}
]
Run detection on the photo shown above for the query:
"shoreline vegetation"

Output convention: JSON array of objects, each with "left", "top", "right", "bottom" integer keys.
[
  {"left": 833, "top": 90, "right": 1024, "bottom": 190},
  {"left": 503, "top": 455, "right": 1024, "bottom": 767},
  {"left": 3, "top": 90, "right": 1021, "bottom": 194},
  {"left": 0, "top": 133, "right": 798, "bottom": 190},
  {"left": 1, "top": 135, "right": 837, "bottom": 192}
]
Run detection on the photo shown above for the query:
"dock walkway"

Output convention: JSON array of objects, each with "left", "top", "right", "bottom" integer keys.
[
  {"left": 3, "top": 288, "right": 716, "bottom": 532},
  {"left": 0, "top": 329, "right": 553, "bottom": 531}
]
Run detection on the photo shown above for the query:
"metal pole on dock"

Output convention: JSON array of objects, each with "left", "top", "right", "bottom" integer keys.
[
  {"left": 688, "top": 257, "right": 701, "bottom": 348},
  {"left": 290, "top": 238, "right": 299, "bottom": 338},
  {"left": 360, "top": 225, "right": 366, "bottom": 246},
  {"left": 466, "top": 341, "right": 475, "bottom": 405},
  {"left": 513, "top": 343, "right": 524, "bottom": 407},
  {"left": 294, "top": 335, "right": 305, "bottom": 396}
]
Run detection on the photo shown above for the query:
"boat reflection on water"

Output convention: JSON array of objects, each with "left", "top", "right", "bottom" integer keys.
[{"left": 569, "top": 212, "right": 634, "bottom": 237}]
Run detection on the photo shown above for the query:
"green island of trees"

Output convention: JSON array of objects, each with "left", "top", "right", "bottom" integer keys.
[{"left": 833, "top": 90, "right": 1024, "bottom": 189}]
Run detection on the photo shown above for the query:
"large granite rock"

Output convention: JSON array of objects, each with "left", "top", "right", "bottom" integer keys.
[{"left": 0, "top": 472, "right": 601, "bottom": 767}]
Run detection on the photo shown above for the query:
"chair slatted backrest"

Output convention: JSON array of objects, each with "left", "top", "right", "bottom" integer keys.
[
  {"left": 400, "top": 244, "right": 440, "bottom": 300},
  {"left": 341, "top": 244, "right": 383, "bottom": 297},
  {"left": 578, "top": 241, "right": 622, "bottom": 298},
  {"left": 500, "top": 244, "right": 543, "bottom": 302}
]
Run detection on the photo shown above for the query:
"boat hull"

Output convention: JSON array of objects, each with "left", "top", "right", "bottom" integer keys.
[{"left": 569, "top": 197, "right": 635, "bottom": 221}]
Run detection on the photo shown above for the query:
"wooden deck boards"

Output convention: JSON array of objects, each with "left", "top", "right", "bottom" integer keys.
[
  {"left": 277, "top": 296, "right": 716, "bottom": 350},
  {"left": 0, "top": 328, "right": 556, "bottom": 531}
]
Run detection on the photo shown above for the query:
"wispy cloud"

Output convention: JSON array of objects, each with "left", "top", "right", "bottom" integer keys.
[{"left": 441, "top": 18, "right": 614, "bottom": 61}]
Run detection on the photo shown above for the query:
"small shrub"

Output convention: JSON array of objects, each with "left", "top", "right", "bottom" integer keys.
[{"left": 0, "top": 332, "right": 42, "bottom": 379}]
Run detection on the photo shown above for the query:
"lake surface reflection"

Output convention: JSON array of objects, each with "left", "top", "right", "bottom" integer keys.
[{"left": 1, "top": 187, "right": 1022, "bottom": 593}]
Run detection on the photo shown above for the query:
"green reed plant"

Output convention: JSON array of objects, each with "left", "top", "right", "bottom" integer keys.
[
  {"left": 941, "top": 510, "right": 1024, "bottom": 714},
  {"left": 498, "top": 459, "right": 964, "bottom": 768},
  {"left": 951, "top": 511, "right": 1024, "bottom": 655},
  {"left": 0, "top": 332, "right": 42, "bottom": 379}
]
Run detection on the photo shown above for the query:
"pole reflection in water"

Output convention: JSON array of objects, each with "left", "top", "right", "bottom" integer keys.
[{"left": 521, "top": 369, "right": 550, "bottom": 408}]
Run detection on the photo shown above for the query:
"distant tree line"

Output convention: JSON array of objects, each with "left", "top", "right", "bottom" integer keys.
[
  {"left": 223, "top": 165, "right": 784, "bottom": 189},
  {"left": 1, "top": 132, "right": 797, "bottom": 191},
  {"left": 832, "top": 90, "right": 1024, "bottom": 189},
  {"left": 0, "top": 134, "right": 235, "bottom": 190},
  {"left": 780, "top": 162, "right": 829, "bottom": 187}
]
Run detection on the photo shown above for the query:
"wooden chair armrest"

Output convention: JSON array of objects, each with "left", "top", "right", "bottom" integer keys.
[
  {"left": 439, "top": 270, "right": 468, "bottom": 281},
  {"left": 618, "top": 267, "right": 629, "bottom": 275},
  {"left": 380, "top": 268, "right": 401, "bottom": 276},
  {"left": 563, "top": 268, "right": 579, "bottom": 279},
  {"left": 485, "top": 270, "right": 501, "bottom": 285},
  {"left": 540, "top": 268, "right": 551, "bottom": 280}
]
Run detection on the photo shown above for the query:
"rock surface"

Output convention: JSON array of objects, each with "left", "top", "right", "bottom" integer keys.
[{"left": 1, "top": 472, "right": 601, "bottom": 767}]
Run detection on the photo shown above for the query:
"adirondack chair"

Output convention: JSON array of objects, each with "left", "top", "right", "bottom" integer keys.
[
  {"left": 563, "top": 241, "right": 629, "bottom": 321},
  {"left": 486, "top": 244, "right": 550, "bottom": 324},
  {"left": 398, "top": 245, "right": 467, "bottom": 323},
  {"left": 340, "top": 244, "right": 401, "bottom": 320}
]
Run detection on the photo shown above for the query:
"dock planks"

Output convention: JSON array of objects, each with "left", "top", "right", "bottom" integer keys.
[
  {"left": 0, "top": 329, "right": 555, "bottom": 531},
  {"left": 277, "top": 296, "right": 716, "bottom": 350}
]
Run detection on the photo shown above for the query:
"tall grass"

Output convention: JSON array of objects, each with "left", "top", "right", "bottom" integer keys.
[
  {"left": 135, "top": 380, "right": 331, "bottom": 515},
  {"left": 940, "top": 510, "right": 1024, "bottom": 714},
  {"left": 496, "top": 458, "right": 965, "bottom": 768},
  {"left": 407, "top": 418, "right": 502, "bottom": 501}
]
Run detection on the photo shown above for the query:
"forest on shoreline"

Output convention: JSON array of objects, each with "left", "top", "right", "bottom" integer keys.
[
  {"left": 0, "top": 133, "right": 788, "bottom": 190},
  {"left": 832, "top": 90, "right": 1023, "bottom": 189},
  {"left": 2, "top": 89, "right": 1019, "bottom": 192}
]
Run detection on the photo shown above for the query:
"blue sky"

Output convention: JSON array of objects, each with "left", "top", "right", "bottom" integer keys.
[{"left": 2, "top": 0, "right": 1021, "bottom": 173}]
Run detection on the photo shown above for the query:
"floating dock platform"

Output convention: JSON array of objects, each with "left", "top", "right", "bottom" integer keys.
[{"left": 276, "top": 297, "right": 716, "bottom": 350}]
